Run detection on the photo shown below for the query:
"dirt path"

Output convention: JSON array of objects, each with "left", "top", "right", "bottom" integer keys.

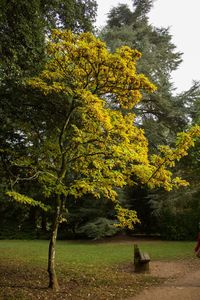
[{"left": 128, "top": 260, "right": 200, "bottom": 300}]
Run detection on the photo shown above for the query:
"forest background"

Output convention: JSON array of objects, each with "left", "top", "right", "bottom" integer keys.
[{"left": 1, "top": 0, "right": 200, "bottom": 242}]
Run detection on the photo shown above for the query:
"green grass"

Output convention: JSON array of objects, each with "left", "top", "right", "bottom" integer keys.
[
  {"left": 0, "top": 239, "right": 195, "bottom": 266},
  {"left": 138, "top": 241, "right": 195, "bottom": 260},
  {"left": 0, "top": 239, "right": 197, "bottom": 299}
]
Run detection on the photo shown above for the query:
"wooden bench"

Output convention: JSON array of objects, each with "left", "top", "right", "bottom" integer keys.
[{"left": 134, "top": 244, "right": 150, "bottom": 272}]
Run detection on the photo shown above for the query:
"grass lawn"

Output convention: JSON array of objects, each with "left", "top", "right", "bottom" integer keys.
[{"left": 0, "top": 239, "right": 197, "bottom": 299}]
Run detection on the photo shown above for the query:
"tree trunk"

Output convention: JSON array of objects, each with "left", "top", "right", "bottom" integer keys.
[{"left": 48, "top": 204, "right": 60, "bottom": 291}]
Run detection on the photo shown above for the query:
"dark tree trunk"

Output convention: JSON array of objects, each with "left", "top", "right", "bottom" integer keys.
[{"left": 47, "top": 204, "right": 60, "bottom": 291}]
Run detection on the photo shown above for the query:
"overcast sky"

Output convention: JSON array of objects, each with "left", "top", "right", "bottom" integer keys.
[{"left": 95, "top": 0, "right": 200, "bottom": 93}]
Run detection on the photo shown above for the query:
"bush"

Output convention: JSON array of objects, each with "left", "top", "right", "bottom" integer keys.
[{"left": 76, "top": 217, "right": 119, "bottom": 240}]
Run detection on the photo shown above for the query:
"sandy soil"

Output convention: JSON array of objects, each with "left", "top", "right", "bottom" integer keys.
[{"left": 127, "top": 259, "right": 200, "bottom": 300}]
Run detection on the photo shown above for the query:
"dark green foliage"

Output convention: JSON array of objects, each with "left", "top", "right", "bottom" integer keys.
[
  {"left": 76, "top": 217, "right": 118, "bottom": 239},
  {"left": 0, "top": 199, "right": 37, "bottom": 239},
  {"left": 153, "top": 85, "right": 200, "bottom": 240},
  {"left": 0, "top": 0, "right": 97, "bottom": 75},
  {"left": 99, "top": 0, "right": 200, "bottom": 241},
  {"left": 132, "top": 0, "right": 153, "bottom": 19},
  {"left": 150, "top": 190, "right": 200, "bottom": 240},
  {"left": 100, "top": 2, "right": 185, "bottom": 147},
  {"left": 1, "top": 0, "right": 200, "bottom": 242},
  {"left": 148, "top": 132, "right": 200, "bottom": 241},
  {"left": 57, "top": 195, "right": 118, "bottom": 240},
  {"left": 41, "top": 0, "right": 97, "bottom": 32},
  {"left": 0, "top": 0, "right": 98, "bottom": 240},
  {"left": 0, "top": 180, "right": 51, "bottom": 239},
  {"left": 107, "top": 0, "right": 153, "bottom": 28},
  {"left": 107, "top": 4, "right": 135, "bottom": 28},
  {"left": 0, "top": 0, "right": 45, "bottom": 75},
  {"left": 122, "top": 186, "right": 158, "bottom": 235}
]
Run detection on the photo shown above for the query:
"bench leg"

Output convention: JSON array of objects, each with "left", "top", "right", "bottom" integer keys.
[{"left": 134, "top": 261, "right": 149, "bottom": 273}]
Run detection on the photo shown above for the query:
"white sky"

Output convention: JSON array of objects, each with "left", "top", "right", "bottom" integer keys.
[{"left": 95, "top": 0, "right": 200, "bottom": 93}]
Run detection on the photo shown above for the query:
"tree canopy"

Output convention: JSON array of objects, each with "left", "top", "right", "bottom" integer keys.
[
  {"left": 1, "top": 0, "right": 200, "bottom": 291},
  {"left": 4, "top": 30, "right": 200, "bottom": 289}
]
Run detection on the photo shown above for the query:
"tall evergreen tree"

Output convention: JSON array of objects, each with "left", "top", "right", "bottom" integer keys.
[
  {"left": 0, "top": 0, "right": 97, "bottom": 75},
  {"left": 99, "top": 0, "right": 200, "bottom": 238},
  {"left": 100, "top": 0, "right": 186, "bottom": 146},
  {"left": 150, "top": 83, "right": 200, "bottom": 240}
]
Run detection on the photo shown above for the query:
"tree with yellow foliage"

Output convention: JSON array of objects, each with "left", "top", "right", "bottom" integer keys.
[{"left": 7, "top": 30, "right": 200, "bottom": 290}]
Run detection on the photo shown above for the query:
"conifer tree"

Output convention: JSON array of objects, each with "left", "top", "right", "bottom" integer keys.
[
  {"left": 99, "top": 0, "right": 200, "bottom": 238},
  {"left": 100, "top": 0, "right": 185, "bottom": 146}
]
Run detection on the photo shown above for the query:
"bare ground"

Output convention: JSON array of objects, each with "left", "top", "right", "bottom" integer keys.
[
  {"left": 127, "top": 259, "right": 200, "bottom": 300},
  {"left": 1, "top": 259, "right": 200, "bottom": 299}
]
